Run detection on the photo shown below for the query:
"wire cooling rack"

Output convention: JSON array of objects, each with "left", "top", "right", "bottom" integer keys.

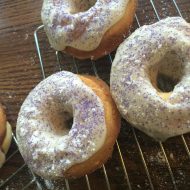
[{"left": 0, "top": 0, "right": 190, "bottom": 189}]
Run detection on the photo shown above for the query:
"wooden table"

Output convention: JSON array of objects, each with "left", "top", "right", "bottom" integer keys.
[{"left": 0, "top": 0, "right": 190, "bottom": 189}]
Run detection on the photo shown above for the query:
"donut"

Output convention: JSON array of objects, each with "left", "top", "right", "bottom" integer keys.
[
  {"left": 0, "top": 150, "right": 5, "bottom": 168},
  {"left": 0, "top": 106, "right": 6, "bottom": 146},
  {"left": 110, "top": 17, "right": 190, "bottom": 141},
  {"left": 0, "top": 122, "right": 12, "bottom": 168},
  {"left": 41, "top": 0, "right": 137, "bottom": 60},
  {"left": 0, "top": 105, "right": 12, "bottom": 168},
  {"left": 16, "top": 71, "right": 120, "bottom": 179},
  {"left": 2, "top": 122, "right": 12, "bottom": 154}
]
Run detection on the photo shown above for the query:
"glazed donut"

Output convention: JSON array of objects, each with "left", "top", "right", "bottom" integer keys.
[
  {"left": 41, "top": 0, "right": 137, "bottom": 60},
  {"left": 16, "top": 71, "right": 120, "bottom": 179},
  {"left": 0, "top": 105, "right": 12, "bottom": 168},
  {"left": 110, "top": 17, "right": 190, "bottom": 141}
]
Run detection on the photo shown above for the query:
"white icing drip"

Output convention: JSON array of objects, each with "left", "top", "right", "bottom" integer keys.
[
  {"left": 16, "top": 71, "right": 107, "bottom": 178},
  {"left": 41, "top": 0, "right": 129, "bottom": 51}
]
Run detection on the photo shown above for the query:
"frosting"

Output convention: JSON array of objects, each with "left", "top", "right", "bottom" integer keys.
[
  {"left": 16, "top": 71, "right": 106, "bottom": 178},
  {"left": 111, "top": 17, "right": 190, "bottom": 141},
  {"left": 2, "top": 122, "right": 12, "bottom": 154},
  {"left": 41, "top": 0, "right": 129, "bottom": 51},
  {"left": 0, "top": 149, "right": 5, "bottom": 168}
]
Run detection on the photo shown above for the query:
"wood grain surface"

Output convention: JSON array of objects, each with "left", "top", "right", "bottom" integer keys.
[{"left": 0, "top": 0, "right": 190, "bottom": 190}]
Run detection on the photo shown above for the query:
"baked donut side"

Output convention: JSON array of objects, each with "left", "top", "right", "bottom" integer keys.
[
  {"left": 64, "top": 76, "right": 120, "bottom": 178},
  {"left": 0, "top": 106, "right": 6, "bottom": 146},
  {"left": 65, "top": 0, "right": 137, "bottom": 60},
  {"left": 2, "top": 122, "right": 12, "bottom": 154},
  {"left": 0, "top": 106, "right": 6, "bottom": 168},
  {"left": 0, "top": 105, "right": 12, "bottom": 168}
]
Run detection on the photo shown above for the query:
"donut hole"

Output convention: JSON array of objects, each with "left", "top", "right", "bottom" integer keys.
[
  {"left": 67, "top": 117, "right": 73, "bottom": 129},
  {"left": 48, "top": 106, "right": 73, "bottom": 136},
  {"left": 68, "top": 0, "right": 97, "bottom": 14},
  {"left": 149, "top": 51, "right": 184, "bottom": 93},
  {"left": 157, "top": 73, "right": 179, "bottom": 92}
]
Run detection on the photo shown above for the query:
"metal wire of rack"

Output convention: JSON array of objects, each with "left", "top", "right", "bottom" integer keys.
[{"left": 0, "top": 0, "right": 190, "bottom": 189}]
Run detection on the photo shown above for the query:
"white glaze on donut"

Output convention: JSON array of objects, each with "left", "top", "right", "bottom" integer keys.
[
  {"left": 16, "top": 71, "right": 106, "bottom": 178},
  {"left": 41, "top": 0, "right": 129, "bottom": 51},
  {"left": 111, "top": 17, "right": 190, "bottom": 141},
  {"left": 0, "top": 149, "right": 5, "bottom": 168}
]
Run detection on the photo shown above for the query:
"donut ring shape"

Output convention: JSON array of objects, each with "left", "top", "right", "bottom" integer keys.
[
  {"left": 16, "top": 71, "right": 120, "bottom": 178},
  {"left": 41, "top": 0, "right": 137, "bottom": 59},
  {"left": 111, "top": 17, "right": 190, "bottom": 141}
]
